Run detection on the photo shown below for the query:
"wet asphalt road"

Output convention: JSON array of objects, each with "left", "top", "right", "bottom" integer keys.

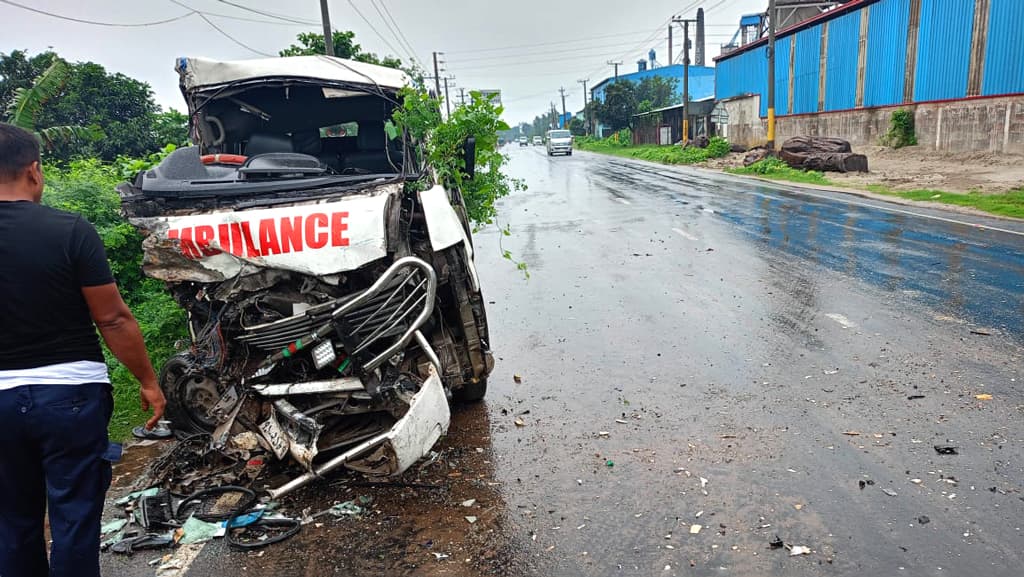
[{"left": 103, "top": 147, "right": 1024, "bottom": 576}]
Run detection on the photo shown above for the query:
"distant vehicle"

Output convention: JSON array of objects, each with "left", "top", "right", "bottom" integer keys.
[
  {"left": 545, "top": 129, "right": 573, "bottom": 156},
  {"left": 519, "top": 136, "right": 529, "bottom": 146},
  {"left": 532, "top": 136, "right": 543, "bottom": 146}
]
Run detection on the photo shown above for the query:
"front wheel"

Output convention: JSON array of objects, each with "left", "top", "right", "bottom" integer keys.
[{"left": 453, "top": 378, "right": 487, "bottom": 403}]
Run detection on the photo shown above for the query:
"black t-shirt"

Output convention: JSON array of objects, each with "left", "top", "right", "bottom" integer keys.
[{"left": 0, "top": 201, "right": 115, "bottom": 370}]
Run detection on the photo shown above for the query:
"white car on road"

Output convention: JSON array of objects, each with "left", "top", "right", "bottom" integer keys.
[{"left": 545, "top": 129, "right": 573, "bottom": 156}]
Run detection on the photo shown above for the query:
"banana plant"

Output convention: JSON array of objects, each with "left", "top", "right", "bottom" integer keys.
[{"left": 5, "top": 58, "right": 97, "bottom": 150}]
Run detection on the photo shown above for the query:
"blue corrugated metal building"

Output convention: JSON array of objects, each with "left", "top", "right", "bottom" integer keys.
[
  {"left": 715, "top": 0, "right": 1024, "bottom": 118},
  {"left": 591, "top": 64, "right": 715, "bottom": 106}
]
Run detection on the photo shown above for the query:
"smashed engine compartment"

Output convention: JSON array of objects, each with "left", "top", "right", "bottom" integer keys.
[{"left": 118, "top": 55, "right": 493, "bottom": 499}]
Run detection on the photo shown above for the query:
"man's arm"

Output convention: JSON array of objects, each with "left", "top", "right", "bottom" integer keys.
[{"left": 81, "top": 283, "right": 166, "bottom": 429}]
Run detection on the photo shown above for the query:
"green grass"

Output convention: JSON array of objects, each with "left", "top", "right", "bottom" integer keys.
[
  {"left": 864, "top": 185, "right": 1024, "bottom": 219},
  {"left": 576, "top": 136, "right": 731, "bottom": 165},
  {"left": 726, "top": 157, "right": 833, "bottom": 186}
]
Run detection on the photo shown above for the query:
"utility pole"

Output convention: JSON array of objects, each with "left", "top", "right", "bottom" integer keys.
[
  {"left": 767, "top": 0, "right": 777, "bottom": 150},
  {"left": 443, "top": 76, "right": 454, "bottom": 118},
  {"left": 432, "top": 52, "right": 442, "bottom": 102},
  {"left": 577, "top": 79, "right": 588, "bottom": 134},
  {"left": 550, "top": 102, "right": 558, "bottom": 129},
  {"left": 673, "top": 16, "right": 696, "bottom": 143},
  {"left": 668, "top": 23, "right": 673, "bottom": 67},
  {"left": 319, "top": 0, "right": 334, "bottom": 56},
  {"left": 606, "top": 60, "right": 623, "bottom": 80},
  {"left": 458, "top": 87, "right": 466, "bottom": 107},
  {"left": 558, "top": 87, "right": 568, "bottom": 128}
]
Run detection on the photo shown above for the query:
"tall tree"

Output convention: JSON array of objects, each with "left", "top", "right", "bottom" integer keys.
[
  {"left": 4, "top": 58, "right": 96, "bottom": 151},
  {"left": 0, "top": 49, "right": 56, "bottom": 113},
  {"left": 596, "top": 81, "right": 638, "bottom": 132}
]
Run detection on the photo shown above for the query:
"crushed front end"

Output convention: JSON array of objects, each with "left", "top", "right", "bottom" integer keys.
[{"left": 119, "top": 56, "right": 492, "bottom": 497}]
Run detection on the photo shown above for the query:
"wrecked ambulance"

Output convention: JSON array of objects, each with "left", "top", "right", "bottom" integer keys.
[{"left": 118, "top": 56, "right": 493, "bottom": 498}]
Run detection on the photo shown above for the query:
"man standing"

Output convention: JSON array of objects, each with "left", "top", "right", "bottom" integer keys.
[{"left": 0, "top": 123, "right": 166, "bottom": 577}]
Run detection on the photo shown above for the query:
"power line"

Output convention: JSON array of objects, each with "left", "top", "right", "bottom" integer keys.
[
  {"left": 445, "top": 29, "right": 671, "bottom": 55},
  {"left": 0, "top": 0, "right": 192, "bottom": 27},
  {"left": 451, "top": 48, "right": 653, "bottom": 72},
  {"left": 367, "top": 0, "right": 422, "bottom": 68},
  {"left": 376, "top": 0, "right": 422, "bottom": 65},
  {"left": 171, "top": 1, "right": 275, "bottom": 57},
  {"left": 214, "top": 0, "right": 318, "bottom": 25},
  {"left": 344, "top": 0, "right": 405, "bottom": 61},
  {"left": 447, "top": 39, "right": 671, "bottom": 64}
]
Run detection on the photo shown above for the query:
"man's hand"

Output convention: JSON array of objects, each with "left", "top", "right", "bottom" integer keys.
[{"left": 140, "top": 381, "right": 167, "bottom": 430}]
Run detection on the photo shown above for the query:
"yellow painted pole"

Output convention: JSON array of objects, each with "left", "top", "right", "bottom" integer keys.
[{"left": 767, "top": 108, "right": 776, "bottom": 144}]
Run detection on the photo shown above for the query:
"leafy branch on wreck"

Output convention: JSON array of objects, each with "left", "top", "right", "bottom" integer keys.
[{"left": 390, "top": 87, "right": 528, "bottom": 276}]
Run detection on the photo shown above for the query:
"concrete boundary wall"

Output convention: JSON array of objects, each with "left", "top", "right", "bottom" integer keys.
[{"left": 723, "top": 93, "right": 1024, "bottom": 154}]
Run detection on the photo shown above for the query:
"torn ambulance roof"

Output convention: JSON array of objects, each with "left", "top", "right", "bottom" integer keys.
[{"left": 176, "top": 55, "right": 410, "bottom": 93}]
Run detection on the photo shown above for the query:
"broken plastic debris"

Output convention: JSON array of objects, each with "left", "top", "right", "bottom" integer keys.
[
  {"left": 328, "top": 500, "right": 368, "bottom": 517},
  {"left": 917, "top": 515, "right": 930, "bottom": 525},
  {"left": 605, "top": 460, "right": 614, "bottom": 467},
  {"left": 179, "top": 516, "right": 221, "bottom": 545},
  {"left": 769, "top": 536, "right": 784, "bottom": 549},
  {"left": 513, "top": 374, "right": 522, "bottom": 383},
  {"left": 842, "top": 431, "right": 861, "bottom": 436},
  {"left": 433, "top": 552, "right": 450, "bottom": 560},
  {"left": 794, "top": 503, "right": 804, "bottom": 510},
  {"left": 700, "top": 477, "right": 708, "bottom": 489},
  {"left": 974, "top": 394, "right": 993, "bottom": 400},
  {"left": 465, "top": 516, "right": 478, "bottom": 524},
  {"left": 461, "top": 499, "right": 476, "bottom": 507},
  {"left": 689, "top": 524, "right": 702, "bottom": 534},
  {"left": 598, "top": 431, "right": 610, "bottom": 437},
  {"left": 514, "top": 417, "right": 525, "bottom": 427},
  {"left": 934, "top": 445, "right": 958, "bottom": 455},
  {"left": 789, "top": 545, "right": 811, "bottom": 556},
  {"left": 101, "top": 518, "right": 128, "bottom": 535},
  {"left": 911, "top": 479, "right": 923, "bottom": 484},
  {"left": 615, "top": 419, "right": 628, "bottom": 424},
  {"left": 882, "top": 489, "right": 898, "bottom": 497},
  {"left": 114, "top": 487, "right": 159, "bottom": 506}
]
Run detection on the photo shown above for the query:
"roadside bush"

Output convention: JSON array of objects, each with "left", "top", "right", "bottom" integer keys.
[
  {"left": 607, "top": 128, "right": 632, "bottom": 147},
  {"left": 727, "top": 157, "right": 831, "bottom": 186},
  {"left": 882, "top": 109, "right": 917, "bottom": 148},
  {"left": 44, "top": 158, "right": 187, "bottom": 439},
  {"left": 705, "top": 136, "right": 731, "bottom": 159}
]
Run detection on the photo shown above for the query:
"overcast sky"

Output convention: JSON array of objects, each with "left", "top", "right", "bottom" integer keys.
[{"left": 1, "top": 0, "right": 768, "bottom": 124}]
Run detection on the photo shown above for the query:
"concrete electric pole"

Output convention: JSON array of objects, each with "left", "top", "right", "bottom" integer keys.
[
  {"left": 668, "top": 23, "right": 673, "bottom": 66},
  {"left": 607, "top": 60, "right": 623, "bottom": 80},
  {"left": 458, "top": 87, "right": 466, "bottom": 107},
  {"left": 767, "top": 0, "right": 777, "bottom": 150},
  {"left": 577, "top": 79, "right": 588, "bottom": 134},
  {"left": 432, "top": 52, "right": 442, "bottom": 102},
  {"left": 559, "top": 87, "right": 568, "bottom": 128},
  {"left": 673, "top": 16, "right": 696, "bottom": 143},
  {"left": 443, "top": 76, "right": 454, "bottom": 118},
  {"left": 319, "top": 0, "right": 334, "bottom": 56}
]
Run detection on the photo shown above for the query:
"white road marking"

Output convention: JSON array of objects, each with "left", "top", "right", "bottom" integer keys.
[
  {"left": 155, "top": 543, "right": 205, "bottom": 576},
  {"left": 825, "top": 313, "right": 857, "bottom": 329},
  {"left": 672, "top": 227, "right": 699, "bottom": 241},
  {"left": 614, "top": 197, "right": 631, "bottom": 205}
]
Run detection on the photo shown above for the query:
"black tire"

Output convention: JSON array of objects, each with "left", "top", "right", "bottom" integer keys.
[
  {"left": 159, "top": 354, "right": 219, "bottom": 434},
  {"left": 453, "top": 378, "right": 487, "bottom": 403},
  {"left": 567, "top": 151, "right": 573, "bottom": 156}
]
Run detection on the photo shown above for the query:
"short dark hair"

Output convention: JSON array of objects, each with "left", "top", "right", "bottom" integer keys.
[{"left": 0, "top": 123, "right": 41, "bottom": 182}]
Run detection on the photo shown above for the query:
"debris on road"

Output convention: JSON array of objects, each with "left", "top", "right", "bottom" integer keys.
[
  {"left": 689, "top": 524, "right": 702, "bottom": 534},
  {"left": 974, "top": 393, "right": 993, "bottom": 400},
  {"left": 514, "top": 417, "right": 526, "bottom": 427},
  {"left": 514, "top": 374, "right": 523, "bottom": 383},
  {"left": 882, "top": 489, "right": 898, "bottom": 497},
  {"left": 461, "top": 499, "right": 477, "bottom": 507},
  {"left": 842, "top": 431, "right": 861, "bottom": 436},
  {"left": 769, "top": 536, "right": 784, "bottom": 549},
  {"left": 465, "top": 516, "right": 478, "bottom": 524},
  {"left": 789, "top": 545, "right": 812, "bottom": 556},
  {"left": 918, "top": 516, "right": 931, "bottom": 525},
  {"left": 934, "top": 445, "right": 959, "bottom": 455}
]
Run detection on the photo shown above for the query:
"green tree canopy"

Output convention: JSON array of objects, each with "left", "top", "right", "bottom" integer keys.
[
  {"left": 595, "top": 81, "right": 638, "bottom": 132},
  {"left": 1, "top": 50, "right": 172, "bottom": 161},
  {"left": 280, "top": 31, "right": 403, "bottom": 69}
]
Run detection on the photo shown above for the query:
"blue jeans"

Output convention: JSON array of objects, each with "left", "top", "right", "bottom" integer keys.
[{"left": 0, "top": 383, "right": 113, "bottom": 577}]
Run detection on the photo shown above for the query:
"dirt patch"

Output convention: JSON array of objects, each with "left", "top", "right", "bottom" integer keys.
[{"left": 711, "top": 144, "right": 1024, "bottom": 194}]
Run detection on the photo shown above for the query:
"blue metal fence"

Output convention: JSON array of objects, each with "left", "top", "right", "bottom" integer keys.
[
  {"left": 792, "top": 25, "right": 822, "bottom": 114},
  {"left": 824, "top": 10, "right": 860, "bottom": 111},
  {"left": 864, "top": 0, "right": 910, "bottom": 107},
  {"left": 982, "top": 0, "right": 1024, "bottom": 96},
  {"left": 715, "top": 46, "right": 768, "bottom": 115},
  {"left": 914, "top": 0, "right": 974, "bottom": 102}
]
